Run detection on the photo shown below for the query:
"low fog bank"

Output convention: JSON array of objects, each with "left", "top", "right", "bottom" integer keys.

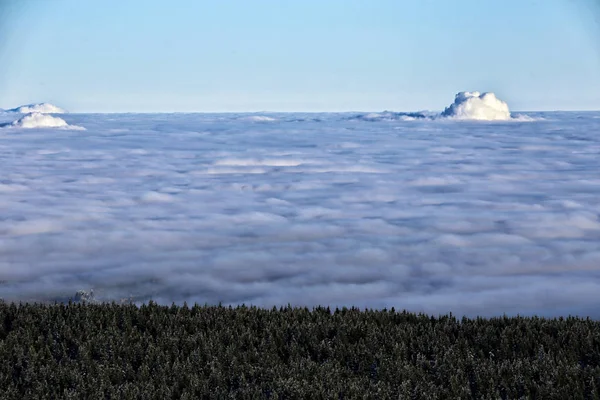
[{"left": 0, "top": 112, "right": 599, "bottom": 318}]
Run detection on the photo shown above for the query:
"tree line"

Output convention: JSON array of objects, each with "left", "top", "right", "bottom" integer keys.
[{"left": 0, "top": 301, "right": 599, "bottom": 399}]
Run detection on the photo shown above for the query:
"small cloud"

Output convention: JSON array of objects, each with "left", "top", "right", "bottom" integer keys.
[
  {"left": 239, "top": 115, "right": 277, "bottom": 122},
  {"left": 139, "top": 191, "right": 177, "bottom": 203}
]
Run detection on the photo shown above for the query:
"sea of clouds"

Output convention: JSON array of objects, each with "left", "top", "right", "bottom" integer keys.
[{"left": 0, "top": 94, "right": 599, "bottom": 318}]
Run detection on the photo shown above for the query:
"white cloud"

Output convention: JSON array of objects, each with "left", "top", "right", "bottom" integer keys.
[
  {"left": 441, "top": 91, "right": 511, "bottom": 120},
  {"left": 239, "top": 115, "right": 277, "bottom": 122},
  {"left": 348, "top": 91, "right": 536, "bottom": 122},
  {"left": 139, "top": 191, "right": 177, "bottom": 203}
]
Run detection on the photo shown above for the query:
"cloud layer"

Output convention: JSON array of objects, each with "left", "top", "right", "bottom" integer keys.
[{"left": 0, "top": 111, "right": 599, "bottom": 318}]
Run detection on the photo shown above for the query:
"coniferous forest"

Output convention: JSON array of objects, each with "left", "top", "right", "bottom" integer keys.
[{"left": 0, "top": 301, "right": 599, "bottom": 399}]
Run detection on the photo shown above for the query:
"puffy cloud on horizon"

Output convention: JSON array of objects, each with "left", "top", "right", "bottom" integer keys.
[
  {"left": 349, "top": 91, "right": 520, "bottom": 122},
  {"left": 7, "top": 103, "right": 67, "bottom": 114},
  {"left": 441, "top": 91, "right": 512, "bottom": 120},
  {"left": 2, "top": 112, "right": 85, "bottom": 130}
]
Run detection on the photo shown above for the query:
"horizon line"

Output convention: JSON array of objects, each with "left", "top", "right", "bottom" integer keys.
[{"left": 32, "top": 109, "right": 600, "bottom": 114}]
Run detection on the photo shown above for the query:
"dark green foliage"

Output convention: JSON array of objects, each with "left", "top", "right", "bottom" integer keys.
[{"left": 0, "top": 300, "right": 599, "bottom": 399}]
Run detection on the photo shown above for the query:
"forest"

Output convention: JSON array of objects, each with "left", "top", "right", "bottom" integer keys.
[{"left": 0, "top": 300, "right": 599, "bottom": 399}]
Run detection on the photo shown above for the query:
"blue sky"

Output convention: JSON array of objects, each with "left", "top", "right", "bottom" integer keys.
[{"left": 1, "top": 0, "right": 599, "bottom": 112}]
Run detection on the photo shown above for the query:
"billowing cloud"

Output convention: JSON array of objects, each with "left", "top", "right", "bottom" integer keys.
[
  {"left": 441, "top": 91, "right": 511, "bottom": 120},
  {"left": 349, "top": 91, "right": 522, "bottom": 122}
]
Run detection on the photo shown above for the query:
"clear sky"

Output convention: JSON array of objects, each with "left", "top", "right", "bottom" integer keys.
[{"left": 1, "top": 0, "right": 599, "bottom": 112}]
